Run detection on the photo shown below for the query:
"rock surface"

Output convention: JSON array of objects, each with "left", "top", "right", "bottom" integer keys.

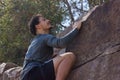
[
  {"left": 65, "top": 0, "right": 120, "bottom": 80},
  {"left": 3, "top": 67, "right": 22, "bottom": 80},
  {"left": 0, "top": 63, "right": 17, "bottom": 80},
  {"left": 0, "top": 0, "right": 120, "bottom": 80}
]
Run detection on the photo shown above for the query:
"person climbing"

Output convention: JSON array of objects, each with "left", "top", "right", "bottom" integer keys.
[{"left": 20, "top": 14, "right": 82, "bottom": 80}]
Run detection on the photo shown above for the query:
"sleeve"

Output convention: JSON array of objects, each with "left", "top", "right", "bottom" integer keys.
[{"left": 46, "top": 28, "right": 79, "bottom": 48}]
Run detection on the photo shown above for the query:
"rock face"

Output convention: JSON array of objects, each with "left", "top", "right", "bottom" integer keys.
[
  {"left": 65, "top": 0, "right": 120, "bottom": 80},
  {"left": 0, "top": 63, "right": 22, "bottom": 80},
  {"left": 0, "top": 63, "right": 17, "bottom": 80},
  {"left": 0, "top": 0, "right": 120, "bottom": 80},
  {"left": 3, "top": 67, "right": 22, "bottom": 80}
]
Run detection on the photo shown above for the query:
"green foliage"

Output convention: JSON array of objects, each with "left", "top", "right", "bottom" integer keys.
[
  {"left": 0, "top": 0, "right": 63, "bottom": 65},
  {"left": 88, "top": 0, "right": 110, "bottom": 8},
  {"left": 0, "top": 0, "right": 111, "bottom": 65}
]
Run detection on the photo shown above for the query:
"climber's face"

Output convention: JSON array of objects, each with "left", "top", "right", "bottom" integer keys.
[{"left": 35, "top": 16, "right": 52, "bottom": 33}]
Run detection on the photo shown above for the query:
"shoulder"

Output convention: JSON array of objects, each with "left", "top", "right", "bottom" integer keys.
[
  {"left": 36, "top": 34, "right": 56, "bottom": 41},
  {"left": 43, "top": 34, "right": 56, "bottom": 40}
]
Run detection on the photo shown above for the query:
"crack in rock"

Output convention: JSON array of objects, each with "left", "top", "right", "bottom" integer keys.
[{"left": 73, "top": 43, "right": 120, "bottom": 70}]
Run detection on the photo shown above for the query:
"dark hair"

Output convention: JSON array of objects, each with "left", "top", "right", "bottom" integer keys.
[{"left": 28, "top": 14, "right": 42, "bottom": 35}]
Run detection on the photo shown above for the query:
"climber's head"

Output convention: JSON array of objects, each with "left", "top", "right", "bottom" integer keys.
[{"left": 28, "top": 14, "right": 52, "bottom": 35}]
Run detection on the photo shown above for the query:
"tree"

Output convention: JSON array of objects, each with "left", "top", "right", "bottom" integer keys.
[
  {"left": 88, "top": 0, "right": 110, "bottom": 9},
  {"left": 0, "top": 0, "right": 110, "bottom": 65},
  {"left": 0, "top": 0, "right": 63, "bottom": 65}
]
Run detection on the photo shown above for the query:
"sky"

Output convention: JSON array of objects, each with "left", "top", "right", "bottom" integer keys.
[{"left": 61, "top": 0, "right": 90, "bottom": 26}]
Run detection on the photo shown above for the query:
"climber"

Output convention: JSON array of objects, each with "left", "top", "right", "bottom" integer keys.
[{"left": 20, "top": 14, "right": 82, "bottom": 80}]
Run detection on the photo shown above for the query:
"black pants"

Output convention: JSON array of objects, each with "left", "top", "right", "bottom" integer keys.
[{"left": 26, "top": 60, "right": 55, "bottom": 80}]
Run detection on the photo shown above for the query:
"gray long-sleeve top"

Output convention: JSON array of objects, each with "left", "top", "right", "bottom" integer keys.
[{"left": 25, "top": 28, "right": 79, "bottom": 62}]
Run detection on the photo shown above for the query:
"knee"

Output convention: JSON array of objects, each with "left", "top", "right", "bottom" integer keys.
[{"left": 63, "top": 52, "right": 76, "bottom": 61}]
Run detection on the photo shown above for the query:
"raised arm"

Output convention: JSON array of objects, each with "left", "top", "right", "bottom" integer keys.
[
  {"left": 45, "top": 16, "right": 83, "bottom": 48},
  {"left": 46, "top": 26, "right": 81, "bottom": 48}
]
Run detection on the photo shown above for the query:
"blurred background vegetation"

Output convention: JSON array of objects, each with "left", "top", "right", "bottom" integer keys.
[{"left": 0, "top": 0, "right": 109, "bottom": 65}]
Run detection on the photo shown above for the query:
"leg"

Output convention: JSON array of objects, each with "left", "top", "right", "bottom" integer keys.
[{"left": 53, "top": 52, "right": 76, "bottom": 80}]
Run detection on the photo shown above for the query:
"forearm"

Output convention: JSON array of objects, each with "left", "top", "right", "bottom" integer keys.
[
  {"left": 58, "top": 28, "right": 79, "bottom": 47},
  {"left": 46, "top": 28, "right": 79, "bottom": 48}
]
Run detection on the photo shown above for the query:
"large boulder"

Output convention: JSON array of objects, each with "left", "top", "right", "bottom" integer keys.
[
  {"left": 3, "top": 67, "right": 22, "bottom": 80},
  {"left": 65, "top": 0, "right": 120, "bottom": 80},
  {"left": 0, "top": 63, "right": 17, "bottom": 80}
]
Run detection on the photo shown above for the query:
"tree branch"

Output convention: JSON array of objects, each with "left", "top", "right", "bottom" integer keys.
[
  {"left": 63, "top": 0, "right": 75, "bottom": 23},
  {"left": 0, "top": 1, "right": 6, "bottom": 6},
  {"left": 60, "top": 23, "right": 67, "bottom": 28}
]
